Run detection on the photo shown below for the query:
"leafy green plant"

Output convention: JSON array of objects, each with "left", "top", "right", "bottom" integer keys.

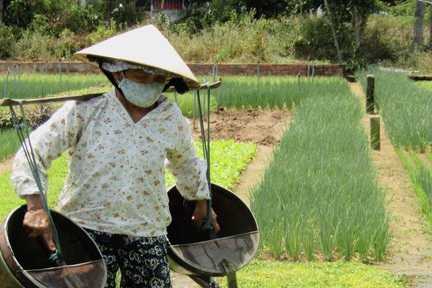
[
  {"left": 0, "top": 139, "right": 256, "bottom": 220},
  {"left": 166, "top": 140, "right": 256, "bottom": 190}
]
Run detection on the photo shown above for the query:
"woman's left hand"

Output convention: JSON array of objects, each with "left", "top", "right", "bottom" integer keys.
[{"left": 192, "top": 199, "right": 220, "bottom": 234}]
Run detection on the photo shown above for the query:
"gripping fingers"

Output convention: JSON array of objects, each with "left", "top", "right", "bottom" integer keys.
[{"left": 23, "top": 209, "right": 56, "bottom": 251}]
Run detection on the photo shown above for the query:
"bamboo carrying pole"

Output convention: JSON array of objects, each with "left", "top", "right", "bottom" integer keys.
[{"left": 0, "top": 81, "right": 222, "bottom": 107}]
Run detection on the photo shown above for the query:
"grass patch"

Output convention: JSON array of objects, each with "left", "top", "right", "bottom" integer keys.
[
  {"left": 215, "top": 260, "right": 408, "bottom": 288},
  {"left": 0, "top": 128, "right": 21, "bottom": 161}
]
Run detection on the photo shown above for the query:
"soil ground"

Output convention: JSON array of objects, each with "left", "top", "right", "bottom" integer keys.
[{"left": 2, "top": 87, "right": 431, "bottom": 287}]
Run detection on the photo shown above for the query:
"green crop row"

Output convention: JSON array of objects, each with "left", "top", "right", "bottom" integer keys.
[
  {"left": 0, "top": 72, "right": 108, "bottom": 100},
  {"left": 250, "top": 80, "right": 390, "bottom": 261},
  {"left": 216, "top": 76, "right": 349, "bottom": 110},
  {"left": 396, "top": 148, "right": 432, "bottom": 227},
  {"left": 357, "top": 69, "right": 432, "bottom": 151}
]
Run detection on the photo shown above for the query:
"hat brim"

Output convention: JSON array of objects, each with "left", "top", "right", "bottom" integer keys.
[{"left": 75, "top": 25, "right": 200, "bottom": 89}]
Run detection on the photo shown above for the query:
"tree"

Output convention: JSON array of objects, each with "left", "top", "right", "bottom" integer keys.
[
  {"left": 412, "top": 0, "right": 426, "bottom": 48},
  {"left": 0, "top": 0, "right": 3, "bottom": 24}
]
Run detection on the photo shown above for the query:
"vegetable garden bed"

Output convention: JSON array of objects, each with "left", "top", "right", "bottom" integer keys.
[{"left": 2, "top": 72, "right": 426, "bottom": 287}]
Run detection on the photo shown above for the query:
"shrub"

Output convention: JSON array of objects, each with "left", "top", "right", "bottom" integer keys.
[
  {"left": 52, "top": 29, "right": 86, "bottom": 60},
  {"left": 293, "top": 16, "right": 335, "bottom": 61},
  {"left": 111, "top": 3, "right": 147, "bottom": 30},
  {"left": 49, "top": 5, "right": 102, "bottom": 36},
  {"left": 85, "top": 24, "right": 119, "bottom": 46},
  {"left": 9, "top": 30, "right": 54, "bottom": 61},
  {"left": 0, "top": 25, "right": 15, "bottom": 59},
  {"left": 0, "top": 104, "right": 54, "bottom": 130},
  {"left": 359, "top": 15, "right": 413, "bottom": 66},
  {"left": 164, "top": 13, "right": 300, "bottom": 64},
  {"left": 28, "top": 14, "right": 51, "bottom": 36}
]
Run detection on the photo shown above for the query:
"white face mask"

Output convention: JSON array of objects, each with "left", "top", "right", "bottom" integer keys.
[{"left": 118, "top": 77, "right": 164, "bottom": 108}]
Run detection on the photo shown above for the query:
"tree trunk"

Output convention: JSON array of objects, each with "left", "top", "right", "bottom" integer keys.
[
  {"left": 80, "top": 0, "right": 87, "bottom": 7},
  {"left": 324, "top": 0, "right": 343, "bottom": 63},
  {"left": 106, "top": 0, "right": 113, "bottom": 26},
  {"left": 412, "top": 0, "right": 426, "bottom": 48},
  {"left": 429, "top": 5, "right": 432, "bottom": 48},
  {"left": 354, "top": 12, "right": 363, "bottom": 49}
]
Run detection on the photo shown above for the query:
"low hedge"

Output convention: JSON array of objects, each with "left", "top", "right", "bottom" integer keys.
[{"left": 0, "top": 104, "right": 54, "bottom": 129}]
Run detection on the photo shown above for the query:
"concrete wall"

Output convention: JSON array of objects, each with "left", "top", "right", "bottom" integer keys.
[{"left": 0, "top": 61, "right": 345, "bottom": 77}]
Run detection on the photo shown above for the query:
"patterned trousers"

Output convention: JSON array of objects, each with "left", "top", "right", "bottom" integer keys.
[{"left": 85, "top": 228, "right": 172, "bottom": 288}]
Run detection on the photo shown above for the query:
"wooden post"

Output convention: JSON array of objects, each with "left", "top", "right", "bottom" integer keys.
[
  {"left": 370, "top": 116, "right": 380, "bottom": 151},
  {"left": 366, "top": 75, "right": 375, "bottom": 114}
]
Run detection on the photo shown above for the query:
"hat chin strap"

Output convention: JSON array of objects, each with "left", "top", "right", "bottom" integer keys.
[
  {"left": 163, "top": 77, "right": 189, "bottom": 94},
  {"left": 98, "top": 61, "right": 125, "bottom": 96}
]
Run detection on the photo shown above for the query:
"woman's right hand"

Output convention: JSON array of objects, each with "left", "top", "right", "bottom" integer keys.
[{"left": 24, "top": 195, "right": 56, "bottom": 252}]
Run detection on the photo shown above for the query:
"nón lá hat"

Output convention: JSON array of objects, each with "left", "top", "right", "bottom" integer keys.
[{"left": 75, "top": 25, "right": 199, "bottom": 91}]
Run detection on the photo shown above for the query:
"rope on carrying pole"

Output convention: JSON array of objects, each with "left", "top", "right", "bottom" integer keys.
[
  {"left": 9, "top": 101, "right": 63, "bottom": 263},
  {"left": 195, "top": 88, "right": 215, "bottom": 237}
]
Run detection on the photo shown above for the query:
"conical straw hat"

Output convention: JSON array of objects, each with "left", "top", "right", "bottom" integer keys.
[{"left": 75, "top": 25, "right": 199, "bottom": 89}]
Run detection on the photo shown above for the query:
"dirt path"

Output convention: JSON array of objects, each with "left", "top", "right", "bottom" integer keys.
[
  {"left": 0, "top": 157, "right": 12, "bottom": 176},
  {"left": 350, "top": 82, "right": 432, "bottom": 287}
]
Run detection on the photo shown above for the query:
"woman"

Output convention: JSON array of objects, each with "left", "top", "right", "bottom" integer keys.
[{"left": 11, "top": 25, "right": 219, "bottom": 288}]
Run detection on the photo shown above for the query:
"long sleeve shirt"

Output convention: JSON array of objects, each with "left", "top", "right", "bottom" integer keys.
[{"left": 11, "top": 91, "right": 210, "bottom": 237}]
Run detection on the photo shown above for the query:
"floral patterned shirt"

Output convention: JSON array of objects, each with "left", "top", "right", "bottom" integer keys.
[{"left": 11, "top": 91, "right": 210, "bottom": 237}]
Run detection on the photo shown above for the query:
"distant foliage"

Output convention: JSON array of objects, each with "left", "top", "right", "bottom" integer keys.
[{"left": 0, "top": 0, "right": 428, "bottom": 72}]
